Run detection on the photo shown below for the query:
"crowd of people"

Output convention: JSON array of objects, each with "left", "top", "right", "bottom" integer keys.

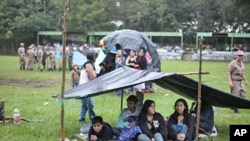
[
  {"left": 85, "top": 96, "right": 217, "bottom": 141},
  {"left": 75, "top": 49, "right": 248, "bottom": 141},
  {"left": 17, "top": 42, "right": 91, "bottom": 72},
  {"left": 17, "top": 41, "right": 248, "bottom": 140},
  {"left": 72, "top": 49, "right": 222, "bottom": 141}
]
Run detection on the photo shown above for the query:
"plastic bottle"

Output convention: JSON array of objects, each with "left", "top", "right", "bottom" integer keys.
[
  {"left": 177, "top": 122, "right": 183, "bottom": 132},
  {"left": 13, "top": 107, "right": 21, "bottom": 125}
]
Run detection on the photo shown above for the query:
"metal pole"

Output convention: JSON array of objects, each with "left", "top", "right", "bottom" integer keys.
[
  {"left": 61, "top": 0, "right": 69, "bottom": 140},
  {"left": 195, "top": 37, "right": 203, "bottom": 141}
]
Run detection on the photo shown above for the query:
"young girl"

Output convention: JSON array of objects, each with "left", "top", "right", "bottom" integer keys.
[
  {"left": 137, "top": 100, "right": 168, "bottom": 141},
  {"left": 167, "top": 98, "right": 194, "bottom": 141},
  {"left": 125, "top": 50, "right": 137, "bottom": 68},
  {"left": 71, "top": 64, "right": 80, "bottom": 88},
  {"left": 133, "top": 48, "right": 147, "bottom": 92}
]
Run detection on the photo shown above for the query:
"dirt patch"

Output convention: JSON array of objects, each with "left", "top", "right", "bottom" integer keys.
[{"left": 0, "top": 78, "right": 58, "bottom": 88}]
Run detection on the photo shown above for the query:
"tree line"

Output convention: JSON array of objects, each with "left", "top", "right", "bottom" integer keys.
[{"left": 1, "top": 0, "right": 249, "bottom": 55}]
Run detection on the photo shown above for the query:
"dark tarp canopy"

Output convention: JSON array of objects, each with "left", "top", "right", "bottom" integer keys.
[
  {"left": 102, "top": 29, "right": 161, "bottom": 72},
  {"left": 53, "top": 66, "right": 250, "bottom": 109}
]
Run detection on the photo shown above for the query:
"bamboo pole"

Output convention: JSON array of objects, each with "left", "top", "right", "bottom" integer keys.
[
  {"left": 120, "top": 40, "right": 124, "bottom": 112},
  {"left": 177, "top": 72, "right": 209, "bottom": 75},
  {"left": 61, "top": 0, "right": 69, "bottom": 140},
  {"left": 195, "top": 37, "right": 204, "bottom": 141}
]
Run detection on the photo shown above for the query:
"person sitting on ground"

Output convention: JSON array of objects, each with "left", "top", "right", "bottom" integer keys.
[
  {"left": 137, "top": 99, "right": 168, "bottom": 141},
  {"left": 117, "top": 95, "right": 141, "bottom": 129},
  {"left": 114, "top": 95, "right": 143, "bottom": 140},
  {"left": 167, "top": 98, "right": 194, "bottom": 141},
  {"left": 190, "top": 101, "right": 217, "bottom": 137},
  {"left": 88, "top": 116, "right": 113, "bottom": 141}
]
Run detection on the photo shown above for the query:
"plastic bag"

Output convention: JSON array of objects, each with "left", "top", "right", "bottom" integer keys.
[
  {"left": 145, "top": 51, "right": 152, "bottom": 64},
  {"left": 118, "top": 125, "right": 142, "bottom": 141}
]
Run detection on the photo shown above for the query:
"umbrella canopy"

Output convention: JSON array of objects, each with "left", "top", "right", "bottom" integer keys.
[
  {"left": 102, "top": 29, "right": 161, "bottom": 72},
  {"left": 53, "top": 66, "right": 250, "bottom": 109}
]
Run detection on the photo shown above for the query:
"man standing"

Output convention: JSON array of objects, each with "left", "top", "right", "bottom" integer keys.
[
  {"left": 48, "top": 47, "right": 55, "bottom": 71},
  {"left": 37, "top": 45, "right": 44, "bottom": 72},
  {"left": 17, "top": 43, "right": 26, "bottom": 70},
  {"left": 26, "top": 45, "right": 35, "bottom": 70},
  {"left": 227, "top": 50, "right": 248, "bottom": 113}
]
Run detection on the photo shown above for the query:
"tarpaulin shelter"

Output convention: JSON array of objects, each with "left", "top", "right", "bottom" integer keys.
[
  {"left": 53, "top": 66, "right": 250, "bottom": 109},
  {"left": 101, "top": 29, "right": 161, "bottom": 72},
  {"left": 72, "top": 51, "right": 87, "bottom": 68}
]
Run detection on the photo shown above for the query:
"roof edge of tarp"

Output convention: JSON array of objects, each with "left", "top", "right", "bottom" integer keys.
[{"left": 52, "top": 66, "right": 250, "bottom": 109}]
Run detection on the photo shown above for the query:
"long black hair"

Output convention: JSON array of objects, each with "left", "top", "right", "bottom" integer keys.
[
  {"left": 141, "top": 99, "right": 155, "bottom": 114},
  {"left": 81, "top": 51, "right": 97, "bottom": 70},
  {"left": 174, "top": 98, "right": 189, "bottom": 115}
]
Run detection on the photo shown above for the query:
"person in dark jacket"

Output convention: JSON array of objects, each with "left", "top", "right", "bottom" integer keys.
[
  {"left": 137, "top": 100, "right": 168, "bottom": 141},
  {"left": 167, "top": 98, "right": 194, "bottom": 141},
  {"left": 88, "top": 116, "right": 113, "bottom": 141},
  {"left": 190, "top": 101, "right": 215, "bottom": 136}
]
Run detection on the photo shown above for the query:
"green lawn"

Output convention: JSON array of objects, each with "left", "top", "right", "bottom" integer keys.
[{"left": 0, "top": 56, "right": 249, "bottom": 141}]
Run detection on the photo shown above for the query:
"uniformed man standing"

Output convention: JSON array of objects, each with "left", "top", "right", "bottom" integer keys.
[
  {"left": 17, "top": 43, "right": 26, "bottom": 70},
  {"left": 48, "top": 47, "right": 55, "bottom": 71},
  {"left": 37, "top": 45, "right": 44, "bottom": 72},
  {"left": 227, "top": 50, "right": 248, "bottom": 113},
  {"left": 26, "top": 45, "right": 35, "bottom": 70}
]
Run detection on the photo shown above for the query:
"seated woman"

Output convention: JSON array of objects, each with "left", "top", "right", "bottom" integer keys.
[
  {"left": 167, "top": 98, "right": 194, "bottom": 141},
  {"left": 137, "top": 100, "right": 168, "bottom": 141}
]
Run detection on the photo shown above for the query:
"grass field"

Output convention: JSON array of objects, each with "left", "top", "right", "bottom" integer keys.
[{"left": 0, "top": 55, "right": 249, "bottom": 141}]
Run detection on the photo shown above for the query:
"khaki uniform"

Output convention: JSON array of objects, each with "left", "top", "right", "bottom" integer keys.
[
  {"left": 48, "top": 49, "right": 55, "bottom": 71},
  {"left": 227, "top": 59, "right": 246, "bottom": 98},
  {"left": 26, "top": 47, "right": 35, "bottom": 70},
  {"left": 37, "top": 47, "right": 44, "bottom": 71},
  {"left": 17, "top": 46, "right": 26, "bottom": 70}
]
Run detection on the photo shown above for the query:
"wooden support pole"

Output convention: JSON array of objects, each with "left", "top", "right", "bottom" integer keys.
[
  {"left": 195, "top": 37, "right": 204, "bottom": 141},
  {"left": 61, "top": 0, "right": 69, "bottom": 140}
]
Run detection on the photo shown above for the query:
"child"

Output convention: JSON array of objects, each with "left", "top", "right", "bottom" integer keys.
[
  {"left": 114, "top": 95, "right": 142, "bottom": 140},
  {"left": 88, "top": 116, "right": 113, "bottom": 141},
  {"left": 117, "top": 95, "right": 140, "bottom": 128},
  {"left": 71, "top": 64, "right": 80, "bottom": 88}
]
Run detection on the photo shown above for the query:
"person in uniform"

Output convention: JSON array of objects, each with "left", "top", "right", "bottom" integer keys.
[
  {"left": 26, "top": 45, "right": 35, "bottom": 70},
  {"left": 37, "top": 45, "right": 44, "bottom": 72},
  {"left": 48, "top": 47, "right": 55, "bottom": 71},
  {"left": 227, "top": 50, "right": 248, "bottom": 113},
  {"left": 17, "top": 43, "right": 26, "bottom": 70}
]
